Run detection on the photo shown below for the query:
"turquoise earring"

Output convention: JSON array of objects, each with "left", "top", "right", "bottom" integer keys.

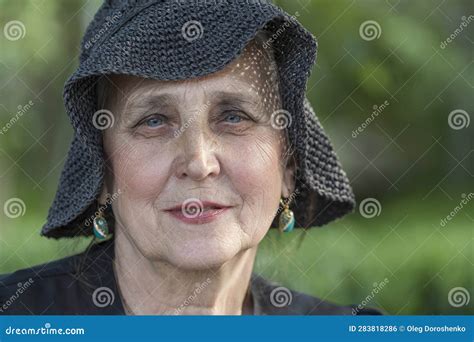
[
  {"left": 279, "top": 197, "right": 295, "bottom": 233},
  {"left": 93, "top": 213, "right": 109, "bottom": 240},
  {"left": 93, "top": 201, "right": 110, "bottom": 240}
]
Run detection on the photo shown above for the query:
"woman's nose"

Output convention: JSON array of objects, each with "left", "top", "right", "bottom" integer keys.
[{"left": 176, "top": 128, "right": 221, "bottom": 181}]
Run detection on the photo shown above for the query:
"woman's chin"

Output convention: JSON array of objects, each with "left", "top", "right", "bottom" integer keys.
[
  {"left": 129, "top": 218, "right": 251, "bottom": 270},
  {"left": 166, "top": 238, "right": 243, "bottom": 271}
]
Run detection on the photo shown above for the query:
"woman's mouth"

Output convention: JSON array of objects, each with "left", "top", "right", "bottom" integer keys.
[{"left": 164, "top": 201, "right": 232, "bottom": 225}]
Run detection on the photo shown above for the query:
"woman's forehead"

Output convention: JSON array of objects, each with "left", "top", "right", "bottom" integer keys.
[{"left": 109, "top": 41, "right": 280, "bottom": 109}]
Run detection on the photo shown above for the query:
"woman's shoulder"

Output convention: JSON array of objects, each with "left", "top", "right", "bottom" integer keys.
[
  {"left": 250, "top": 274, "right": 384, "bottom": 315},
  {"left": 0, "top": 252, "right": 77, "bottom": 284},
  {"left": 0, "top": 251, "right": 80, "bottom": 314},
  {"left": 0, "top": 240, "right": 119, "bottom": 315}
]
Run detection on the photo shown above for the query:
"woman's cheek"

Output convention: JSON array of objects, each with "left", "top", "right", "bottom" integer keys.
[
  {"left": 224, "top": 134, "right": 282, "bottom": 234},
  {"left": 107, "top": 139, "right": 170, "bottom": 201},
  {"left": 225, "top": 132, "right": 283, "bottom": 189}
]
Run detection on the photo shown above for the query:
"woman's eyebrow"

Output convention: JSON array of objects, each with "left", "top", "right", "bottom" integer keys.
[
  {"left": 121, "top": 93, "right": 177, "bottom": 124},
  {"left": 211, "top": 91, "right": 260, "bottom": 107},
  {"left": 128, "top": 90, "right": 258, "bottom": 107},
  {"left": 126, "top": 93, "right": 177, "bottom": 110}
]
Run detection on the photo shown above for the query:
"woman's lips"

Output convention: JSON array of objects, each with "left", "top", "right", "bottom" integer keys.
[{"left": 165, "top": 207, "right": 230, "bottom": 225}]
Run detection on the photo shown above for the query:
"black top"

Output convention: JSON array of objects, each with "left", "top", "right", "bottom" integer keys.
[{"left": 0, "top": 239, "right": 382, "bottom": 315}]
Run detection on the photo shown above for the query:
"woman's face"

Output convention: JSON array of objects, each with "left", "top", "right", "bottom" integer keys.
[{"left": 101, "top": 42, "right": 295, "bottom": 270}]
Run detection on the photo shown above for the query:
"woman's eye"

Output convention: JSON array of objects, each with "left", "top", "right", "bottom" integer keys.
[
  {"left": 141, "top": 114, "right": 165, "bottom": 128},
  {"left": 222, "top": 111, "right": 247, "bottom": 124}
]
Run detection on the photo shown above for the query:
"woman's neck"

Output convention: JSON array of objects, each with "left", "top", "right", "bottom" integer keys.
[{"left": 113, "top": 228, "right": 257, "bottom": 315}]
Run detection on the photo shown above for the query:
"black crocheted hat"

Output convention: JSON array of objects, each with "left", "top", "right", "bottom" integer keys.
[{"left": 41, "top": 0, "right": 356, "bottom": 239}]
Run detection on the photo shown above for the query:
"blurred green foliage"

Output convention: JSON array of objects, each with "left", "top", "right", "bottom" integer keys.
[{"left": 0, "top": 0, "right": 472, "bottom": 315}]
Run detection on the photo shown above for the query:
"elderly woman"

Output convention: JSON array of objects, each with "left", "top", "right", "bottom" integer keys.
[{"left": 0, "top": 0, "right": 381, "bottom": 315}]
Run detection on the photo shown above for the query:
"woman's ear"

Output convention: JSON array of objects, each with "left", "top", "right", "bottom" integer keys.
[
  {"left": 281, "top": 155, "right": 296, "bottom": 198},
  {"left": 98, "top": 182, "right": 110, "bottom": 205}
]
